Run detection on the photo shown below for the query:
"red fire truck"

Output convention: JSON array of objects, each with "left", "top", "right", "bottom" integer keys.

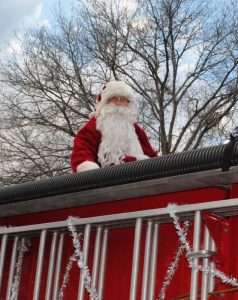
[{"left": 0, "top": 143, "right": 238, "bottom": 300}]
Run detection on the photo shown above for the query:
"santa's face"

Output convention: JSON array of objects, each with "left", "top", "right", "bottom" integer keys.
[{"left": 108, "top": 96, "right": 129, "bottom": 106}]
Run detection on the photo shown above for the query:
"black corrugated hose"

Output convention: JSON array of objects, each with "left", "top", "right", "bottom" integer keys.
[{"left": 0, "top": 142, "right": 238, "bottom": 204}]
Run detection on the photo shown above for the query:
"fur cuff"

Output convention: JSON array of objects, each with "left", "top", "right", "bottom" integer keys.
[
  {"left": 135, "top": 154, "right": 149, "bottom": 161},
  {"left": 76, "top": 161, "right": 100, "bottom": 172}
]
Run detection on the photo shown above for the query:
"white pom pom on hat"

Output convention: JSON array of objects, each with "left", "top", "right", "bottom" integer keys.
[{"left": 97, "top": 81, "right": 135, "bottom": 105}]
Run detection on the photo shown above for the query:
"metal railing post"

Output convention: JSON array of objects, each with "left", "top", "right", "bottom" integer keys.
[
  {"left": 6, "top": 235, "right": 19, "bottom": 300},
  {"left": 52, "top": 233, "right": 64, "bottom": 300},
  {"left": 91, "top": 225, "right": 103, "bottom": 296},
  {"left": 141, "top": 220, "right": 153, "bottom": 300},
  {"left": 130, "top": 218, "right": 143, "bottom": 300},
  {"left": 98, "top": 228, "right": 108, "bottom": 300},
  {"left": 0, "top": 234, "right": 8, "bottom": 293},
  {"left": 148, "top": 223, "right": 159, "bottom": 300},
  {"left": 208, "top": 239, "right": 216, "bottom": 293},
  {"left": 45, "top": 232, "right": 58, "bottom": 300},
  {"left": 15, "top": 238, "right": 26, "bottom": 299},
  {"left": 78, "top": 224, "right": 91, "bottom": 300},
  {"left": 33, "top": 229, "right": 47, "bottom": 300},
  {"left": 201, "top": 227, "right": 211, "bottom": 300},
  {"left": 6, "top": 236, "right": 19, "bottom": 300},
  {"left": 190, "top": 211, "right": 201, "bottom": 300}
]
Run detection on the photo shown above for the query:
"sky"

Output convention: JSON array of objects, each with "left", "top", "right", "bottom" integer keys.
[{"left": 0, "top": 0, "right": 73, "bottom": 50}]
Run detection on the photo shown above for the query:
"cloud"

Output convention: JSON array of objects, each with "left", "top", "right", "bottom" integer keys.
[{"left": 0, "top": 0, "right": 42, "bottom": 48}]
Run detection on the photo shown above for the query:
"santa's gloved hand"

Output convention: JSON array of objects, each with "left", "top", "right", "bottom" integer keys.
[{"left": 123, "top": 156, "right": 137, "bottom": 163}]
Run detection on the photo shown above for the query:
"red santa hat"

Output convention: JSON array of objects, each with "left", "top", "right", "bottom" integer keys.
[{"left": 97, "top": 81, "right": 135, "bottom": 105}]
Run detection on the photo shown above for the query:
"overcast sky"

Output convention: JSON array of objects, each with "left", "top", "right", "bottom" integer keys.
[{"left": 0, "top": 0, "right": 72, "bottom": 50}]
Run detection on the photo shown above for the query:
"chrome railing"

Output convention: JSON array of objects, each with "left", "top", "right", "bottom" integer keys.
[{"left": 1, "top": 198, "right": 238, "bottom": 300}]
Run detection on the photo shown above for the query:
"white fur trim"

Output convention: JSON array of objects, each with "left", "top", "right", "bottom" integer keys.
[
  {"left": 101, "top": 81, "right": 134, "bottom": 105},
  {"left": 76, "top": 161, "right": 100, "bottom": 172},
  {"left": 135, "top": 154, "right": 149, "bottom": 160}
]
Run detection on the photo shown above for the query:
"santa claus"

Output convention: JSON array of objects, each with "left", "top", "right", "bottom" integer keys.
[{"left": 71, "top": 80, "right": 158, "bottom": 172}]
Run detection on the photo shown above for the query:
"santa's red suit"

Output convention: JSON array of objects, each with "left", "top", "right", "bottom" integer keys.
[{"left": 71, "top": 81, "right": 158, "bottom": 172}]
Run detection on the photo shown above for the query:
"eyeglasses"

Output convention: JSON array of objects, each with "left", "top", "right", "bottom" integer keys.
[{"left": 108, "top": 96, "right": 129, "bottom": 104}]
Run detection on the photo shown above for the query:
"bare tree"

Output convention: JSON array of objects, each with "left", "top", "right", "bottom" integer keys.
[
  {"left": 80, "top": 0, "right": 238, "bottom": 153},
  {"left": 0, "top": 8, "right": 97, "bottom": 184},
  {"left": 0, "top": 0, "right": 238, "bottom": 185}
]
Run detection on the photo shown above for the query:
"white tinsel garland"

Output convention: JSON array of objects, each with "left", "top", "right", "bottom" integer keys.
[
  {"left": 58, "top": 252, "right": 77, "bottom": 300},
  {"left": 158, "top": 221, "right": 190, "bottom": 300},
  {"left": 167, "top": 203, "right": 238, "bottom": 289},
  {"left": 67, "top": 217, "right": 99, "bottom": 300},
  {"left": 10, "top": 238, "right": 31, "bottom": 300}
]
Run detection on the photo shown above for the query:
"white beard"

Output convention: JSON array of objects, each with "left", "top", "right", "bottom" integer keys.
[{"left": 95, "top": 103, "right": 145, "bottom": 167}]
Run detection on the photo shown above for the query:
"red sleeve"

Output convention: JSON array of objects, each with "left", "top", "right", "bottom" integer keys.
[
  {"left": 135, "top": 123, "right": 158, "bottom": 157},
  {"left": 70, "top": 118, "right": 101, "bottom": 172}
]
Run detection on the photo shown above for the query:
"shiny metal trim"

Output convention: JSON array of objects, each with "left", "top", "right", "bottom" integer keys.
[
  {"left": 78, "top": 224, "right": 91, "bottom": 300},
  {"left": 15, "top": 238, "right": 26, "bottom": 299},
  {"left": 0, "top": 233, "right": 8, "bottom": 293},
  {"left": 130, "top": 218, "right": 142, "bottom": 300},
  {"left": 187, "top": 250, "right": 216, "bottom": 259},
  {"left": 91, "top": 225, "right": 103, "bottom": 294},
  {"left": 33, "top": 230, "right": 47, "bottom": 300},
  {"left": 52, "top": 233, "right": 64, "bottom": 300},
  {"left": 141, "top": 221, "right": 153, "bottom": 300},
  {"left": 45, "top": 232, "right": 58, "bottom": 300},
  {"left": 98, "top": 228, "right": 108, "bottom": 300},
  {"left": 201, "top": 227, "right": 211, "bottom": 300},
  {"left": 190, "top": 211, "right": 201, "bottom": 300},
  {"left": 148, "top": 223, "right": 159, "bottom": 300},
  {"left": 208, "top": 239, "right": 216, "bottom": 293},
  {"left": 6, "top": 236, "right": 19, "bottom": 300},
  {"left": 1, "top": 198, "right": 238, "bottom": 234}
]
